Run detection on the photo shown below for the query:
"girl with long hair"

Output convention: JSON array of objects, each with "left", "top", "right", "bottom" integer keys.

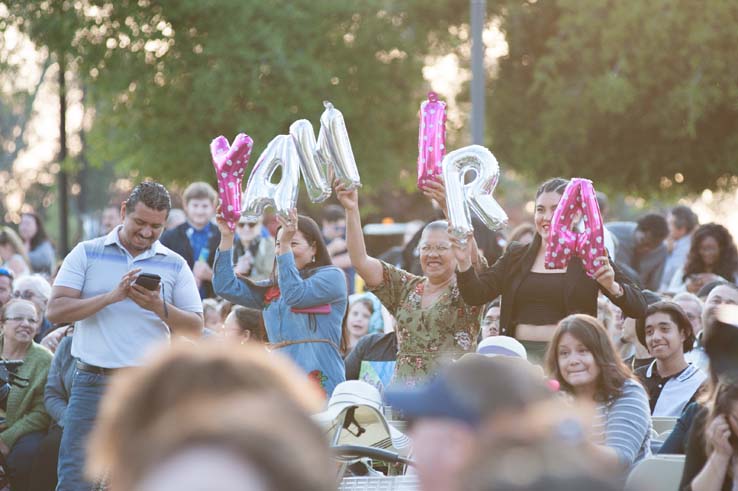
[
  {"left": 18, "top": 212, "right": 56, "bottom": 275},
  {"left": 668, "top": 223, "right": 738, "bottom": 293},
  {"left": 545, "top": 314, "right": 652, "bottom": 471}
]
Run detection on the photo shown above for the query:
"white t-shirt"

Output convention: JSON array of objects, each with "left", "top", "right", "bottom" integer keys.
[{"left": 54, "top": 226, "right": 202, "bottom": 368}]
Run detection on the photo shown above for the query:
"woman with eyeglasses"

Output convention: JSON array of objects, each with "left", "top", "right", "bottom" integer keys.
[
  {"left": 334, "top": 180, "right": 484, "bottom": 384},
  {"left": 452, "top": 178, "right": 647, "bottom": 364},
  {"left": 213, "top": 208, "right": 347, "bottom": 398},
  {"left": 18, "top": 212, "right": 56, "bottom": 276},
  {"left": 0, "top": 227, "right": 30, "bottom": 279},
  {"left": 0, "top": 298, "right": 52, "bottom": 491}
]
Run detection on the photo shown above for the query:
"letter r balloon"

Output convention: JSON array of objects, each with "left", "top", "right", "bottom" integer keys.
[{"left": 442, "top": 145, "right": 508, "bottom": 240}]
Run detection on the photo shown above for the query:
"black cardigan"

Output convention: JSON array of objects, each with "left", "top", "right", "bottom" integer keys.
[
  {"left": 159, "top": 221, "right": 221, "bottom": 298},
  {"left": 456, "top": 234, "right": 647, "bottom": 338}
]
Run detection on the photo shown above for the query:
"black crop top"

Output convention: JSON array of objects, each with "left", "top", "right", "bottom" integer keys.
[{"left": 513, "top": 272, "right": 567, "bottom": 326}]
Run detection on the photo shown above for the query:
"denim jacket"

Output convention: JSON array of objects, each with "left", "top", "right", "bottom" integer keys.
[{"left": 213, "top": 248, "right": 347, "bottom": 396}]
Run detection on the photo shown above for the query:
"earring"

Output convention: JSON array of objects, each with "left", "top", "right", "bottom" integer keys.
[{"left": 312, "top": 256, "right": 316, "bottom": 263}]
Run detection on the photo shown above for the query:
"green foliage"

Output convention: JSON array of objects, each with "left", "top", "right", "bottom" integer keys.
[
  {"left": 5, "top": 0, "right": 467, "bottom": 197},
  {"left": 487, "top": 0, "right": 738, "bottom": 195}
]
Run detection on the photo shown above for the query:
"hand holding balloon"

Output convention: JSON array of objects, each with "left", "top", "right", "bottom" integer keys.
[
  {"left": 276, "top": 209, "right": 298, "bottom": 255},
  {"left": 334, "top": 180, "right": 359, "bottom": 212},
  {"left": 450, "top": 232, "right": 474, "bottom": 272},
  {"left": 421, "top": 177, "right": 448, "bottom": 217},
  {"left": 215, "top": 204, "right": 235, "bottom": 251}
]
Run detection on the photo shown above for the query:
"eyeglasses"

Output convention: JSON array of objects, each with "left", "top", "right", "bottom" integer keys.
[
  {"left": 419, "top": 243, "right": 452, "bottom": 254},
  {"left": 0, "top": 268, "right": 13, "bottom": 280},
  {"left": 13, "top": 290, "right": 37, "bottom": 300},
  {"left": 3, "top": 316, "right": 39, "bottom": 325},
  {"left": 238, "top": 222, "right": 259, "bottom": 229}
]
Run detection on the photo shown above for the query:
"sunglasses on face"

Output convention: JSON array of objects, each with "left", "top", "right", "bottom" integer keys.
[{"left": 238, "top": 222, "right": 259, "bottom": 229}]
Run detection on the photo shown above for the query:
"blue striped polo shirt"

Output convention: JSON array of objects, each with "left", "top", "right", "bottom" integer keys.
[{"left": 54, "top": 226, "right": 202, "bottom": 368}]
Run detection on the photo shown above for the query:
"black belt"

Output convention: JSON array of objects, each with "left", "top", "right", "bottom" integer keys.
[{"left": 76, "top": 360, "right": 122, "bottom": 376}]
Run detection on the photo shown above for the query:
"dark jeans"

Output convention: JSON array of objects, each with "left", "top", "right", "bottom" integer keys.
[
  {"left": 56, "top": 370, "right": 108, "bottom": 491},
  {"left": 29, "top": 425, "right": 63, "bottom": 491},
  {"left": 7, "top": 431, "right": 45, "bottom": 491}
]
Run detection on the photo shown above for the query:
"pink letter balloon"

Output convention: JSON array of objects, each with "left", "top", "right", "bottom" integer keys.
[
  {"left": 544, "top": 178, "right": 606, "bottom": 278},
  {"left": 316, "top": 101, "right": 361, "bottom": 189},
  {"left": 211, "top": 133, "right": 253, "bottom": 230},
  {"left": 442, "top": 145, "right": 508, "bottom": 240},
  {"left": 241, "top": 135, "right": 300, "bottom": 220},
  {"left": 417, "top": 92, "right": 447, "bottom": 190}
]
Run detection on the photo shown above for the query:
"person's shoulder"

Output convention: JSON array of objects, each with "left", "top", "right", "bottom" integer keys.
[
  {"left": 622, "top": 377, "right": 649, "bottom": 398},
  {"left": 160, "top": 223, "right": 186, "bottom": 242},
  {"left": 29, "top": 342, "right": 54, "bottom": 363}
]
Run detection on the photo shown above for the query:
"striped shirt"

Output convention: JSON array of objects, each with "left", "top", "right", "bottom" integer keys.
[
  {"left": 54, "top": 226, "right": 202, "bottom": 368},
  {"left": 592, "top": 378, "right": 652, "bottom": 470}
]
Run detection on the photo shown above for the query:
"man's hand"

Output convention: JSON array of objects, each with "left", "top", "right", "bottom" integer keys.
[
  {"left": 106, "top": 269, "right": 141, "bottom": 305},
  {"left": 128, "top": 284, "right": 165, "bottom": 317}
]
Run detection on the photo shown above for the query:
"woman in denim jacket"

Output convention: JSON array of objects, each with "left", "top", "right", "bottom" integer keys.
[{"left": 213, "top": 209, "right": 347, "bottom": 397}]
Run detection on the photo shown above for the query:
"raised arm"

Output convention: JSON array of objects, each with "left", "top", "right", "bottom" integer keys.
[
  {"left": 212, "top": 206, "right": 265, "bottom": 309},
  {"left": 334, "top": 182, "right": 384, "bottom": 288}
]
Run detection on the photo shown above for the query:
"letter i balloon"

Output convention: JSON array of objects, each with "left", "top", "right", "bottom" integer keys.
[
  {"left": 417, "top": 92, "right": 447, "bottom": 190},
  {"left": 211, "top": 133, "right": 253, "bottom": 230}
]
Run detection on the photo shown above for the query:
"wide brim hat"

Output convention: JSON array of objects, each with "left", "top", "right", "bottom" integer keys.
[{"left": 314, "top": 380, "right": 411, "bottom": 456}]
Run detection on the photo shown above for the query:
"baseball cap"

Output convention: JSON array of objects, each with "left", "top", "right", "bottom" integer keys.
[{"left": 385, "top": 356, "right": 552, "bottom": 428}]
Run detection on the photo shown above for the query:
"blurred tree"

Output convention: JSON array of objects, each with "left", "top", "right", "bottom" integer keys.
[
  {"left": 4, "top": 0, "right": 467, "bottom": 195},
  {"left": 487, "top": 0, "right": 738, "bottom": 195}
]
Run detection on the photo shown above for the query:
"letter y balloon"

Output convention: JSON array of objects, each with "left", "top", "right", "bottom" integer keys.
[{"left": 211, "top": 133, "right": 254, "bottom": 230}]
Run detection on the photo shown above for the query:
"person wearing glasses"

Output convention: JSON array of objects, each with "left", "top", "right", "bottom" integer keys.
[
  {"left": 0, "top": 298, "right": 53, "bottom": 491},
  {"left": 232, "top": 216, "right": 275, "bottom": 282},
  {"left": 334, "top": 181, "right": 485, "bottom": 384},
  {"left": 13, "top": 274, "right": 54, "bottom": 342},
  {"left": 0, "top": 268, "right": 13, "bottom": 308}
]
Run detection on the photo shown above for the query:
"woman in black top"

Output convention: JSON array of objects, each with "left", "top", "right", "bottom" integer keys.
[
  {"left": 453, "top": 178, "right": 647, "bottom": 363},
  {"left": 680, "top": 380, "right": 738, "bottom": 491}
]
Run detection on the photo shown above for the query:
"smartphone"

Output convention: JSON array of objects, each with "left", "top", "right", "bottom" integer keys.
[{"left": 134, "top": 273, "right": 161, "bottom": 291}]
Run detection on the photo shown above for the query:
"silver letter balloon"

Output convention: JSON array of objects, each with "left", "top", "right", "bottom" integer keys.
[
  {"left": 442, "top": 145, "right": 508, "bottom": 239},
  {"left": 289, "top": 119, "right": 332, "bottom": 203},
  {"left": 316, "top": 101, "right": 362, "bottom": 189},
  {"left": 241, "top": 135, "right": 300, "bottom": 220}
]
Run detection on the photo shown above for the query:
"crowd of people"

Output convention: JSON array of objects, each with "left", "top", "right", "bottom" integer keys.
[{"left": 0, "top": 176, "right": 736, "bottom": 491}]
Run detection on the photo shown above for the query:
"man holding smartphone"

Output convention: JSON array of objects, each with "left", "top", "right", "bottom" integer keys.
[{"left": 47, "top": 181, "right": 203, "bottom": 491}]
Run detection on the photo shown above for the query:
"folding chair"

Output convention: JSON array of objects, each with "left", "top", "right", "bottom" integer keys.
[{"left": 625, "top": 455, "right": 685, "bottom": 491}]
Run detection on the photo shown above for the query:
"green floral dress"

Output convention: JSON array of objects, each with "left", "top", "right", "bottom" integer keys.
[{"left": 369, "top": 261, "right": 483, "bottom": 386}]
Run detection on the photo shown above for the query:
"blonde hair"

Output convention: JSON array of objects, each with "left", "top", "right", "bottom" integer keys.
[{"left": 182, "top": 182, "right": 217, "bottom": 205}]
